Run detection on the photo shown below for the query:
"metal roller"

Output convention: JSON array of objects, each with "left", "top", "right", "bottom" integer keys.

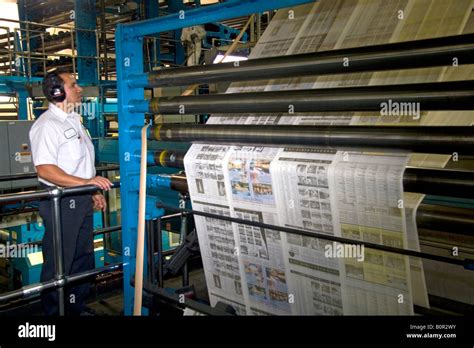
[
  {"left": 128, "top": 81, "right": 474, "bottom": 115},
  {"left": 149, "top": 149, "right": 186, "bottom": 168},
  {"left": 127, "top": 34, "right": 474, "bottom": 88},
  {"left": 417, "top": 204, "right": 474, "bottom": 236},
  {"left": 140, "top": 124, "right": 474, "bottom": 155},
  {"left": 146, "top": 152, "right": 473, "bottom": 199},
  {"left": 170, "top": 174, "right": 188, "bottom": 193},
  {"left": 403, "top": 168, "right": 474, "bottom": 198}
]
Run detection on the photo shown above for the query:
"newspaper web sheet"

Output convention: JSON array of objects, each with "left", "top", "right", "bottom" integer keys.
[{"left": 183, "top": 0, "right": 474, "bottom": 315}]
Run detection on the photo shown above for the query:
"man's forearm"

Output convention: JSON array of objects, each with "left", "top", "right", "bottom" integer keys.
[{"left": 36, "top": 164, "right": 88, "bottom": 187}]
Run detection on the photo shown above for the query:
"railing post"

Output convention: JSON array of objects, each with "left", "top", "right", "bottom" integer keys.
[
  {"left": 50, "top": 187, "right": 66, "bottom": 316},
  {"left": 179, "top": 193, "right": 189, "bottom": 287},
  {"left": 156, "top": 218, "right": 163, "bottom": 288}
]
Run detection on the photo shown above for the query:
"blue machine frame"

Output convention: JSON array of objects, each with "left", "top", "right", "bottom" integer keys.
[
  {"left": 18, "top": 0, "right": 104, "bottom": 136},
  {"left": 115, "top": 0, "right": 314, "bottom": 315},
  {"left": 3, "top": 209, "right": 105, "bottom": 289},
  {"left": 0, "top": 76, "right": 42, "bottom": 120}
]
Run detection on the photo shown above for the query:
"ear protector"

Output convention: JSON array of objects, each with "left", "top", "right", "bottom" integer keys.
[
  {"left": 51, "top": 85, "right": 66, "bottom": 102},
  {"left": 45, "top": 72, "right": 66, "bottom": 103}
]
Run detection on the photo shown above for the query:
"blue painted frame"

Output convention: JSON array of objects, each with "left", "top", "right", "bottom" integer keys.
[
  {"left": 115, "top": 0, "right": 315, "bottom": 315},
  {"left": 0, "top": 76, "right": 42, "bottom": 120}
]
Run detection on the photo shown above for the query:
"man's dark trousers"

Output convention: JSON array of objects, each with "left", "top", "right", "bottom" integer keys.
[{"left": 38, "top": 187, "right": 95, "bottom": 316}]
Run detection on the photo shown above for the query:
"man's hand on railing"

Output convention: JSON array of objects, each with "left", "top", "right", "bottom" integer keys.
[{"left": 83, "top": 176, "right": 113, "bottom": 191}]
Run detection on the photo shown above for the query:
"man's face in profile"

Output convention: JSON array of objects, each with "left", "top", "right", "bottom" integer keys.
[{"left": 60, "top": 73, "right": 83, "bottom": 104}]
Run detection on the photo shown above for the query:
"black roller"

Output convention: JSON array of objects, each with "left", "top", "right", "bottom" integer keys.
[
  {"left": 403, "top": 168, "right": 474, "bottom": 199},
  {"left": 146, "top": 124, "right": 474, "bottom": 155},
  {"left": 151, "top": 149, "right": 186, "bottom": 168},
  {"left": 128, "top": 33, "right": 474, "bottom": 88},
  {"left": 137, "top": 81, "right": 474, "bottom": 115},
  {"left": 417, "top": 204, "right": 474, "bottom": 236},
  {"left": 148, "top": 152, "right": 474, "bottom": 199},
  {"left": 170, "top": 175, "right": 188, "bottom": 194}
]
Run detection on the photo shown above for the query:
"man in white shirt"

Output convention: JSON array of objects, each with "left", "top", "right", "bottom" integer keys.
[{"left": 29, "top": 68, "right": 112, "bottom": 315}]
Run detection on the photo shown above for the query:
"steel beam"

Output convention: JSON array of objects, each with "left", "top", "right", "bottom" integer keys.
[
  {"left": 122, "top": 0, "right": 315, "bottom": 38},
  {"left": 74, "top": 0, "right": 99, "bottom": 84}
]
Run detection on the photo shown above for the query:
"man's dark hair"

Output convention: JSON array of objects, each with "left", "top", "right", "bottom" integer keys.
[{"left": 42, "top": 68, "right": 70, "bottom": 103}]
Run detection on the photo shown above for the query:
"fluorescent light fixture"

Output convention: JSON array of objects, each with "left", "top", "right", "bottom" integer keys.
[{"left": 213, "top": 54, "right": 248, "bottom": 64}]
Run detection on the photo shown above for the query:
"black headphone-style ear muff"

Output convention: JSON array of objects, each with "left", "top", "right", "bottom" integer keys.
[
  {"left": 44, "top": 72, "right": 66, "bottom": 103},
  {"left": 50, "top": 83, "right": 66, "bottom": 103}
]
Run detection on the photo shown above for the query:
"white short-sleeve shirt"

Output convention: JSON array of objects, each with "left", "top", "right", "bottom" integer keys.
[{"left": 29, "top": 103, "right": 96, "bottom": 186}]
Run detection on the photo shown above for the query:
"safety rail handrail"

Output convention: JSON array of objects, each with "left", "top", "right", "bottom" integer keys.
[
  {"left": 0, "top": 164, "right": 120, "bottom": 182},
  {"left": 0, "top": 182, "right": 120, "bottom": 315}
]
